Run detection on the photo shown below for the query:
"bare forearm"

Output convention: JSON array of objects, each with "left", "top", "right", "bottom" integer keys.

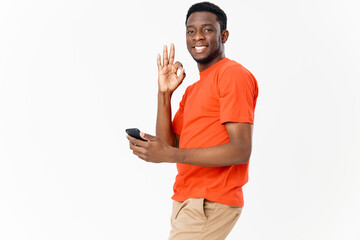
[
  {"left": 171, "top": 141, "right": 251, "bottom": 167},
  {"left": 156, "top": 92, "right": 176, "bottom": 147}
]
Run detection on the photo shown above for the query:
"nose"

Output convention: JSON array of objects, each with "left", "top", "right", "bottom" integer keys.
[{"left": 193, "top": 31, "right": 205, "bottom": 41}]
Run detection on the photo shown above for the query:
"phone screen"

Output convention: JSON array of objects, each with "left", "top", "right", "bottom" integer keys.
[{"left": 125, "top": 128, "right": 146, "bottom": 141}]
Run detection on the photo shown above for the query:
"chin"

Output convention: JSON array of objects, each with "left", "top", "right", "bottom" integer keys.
[
  {"left": 192, "top": 54, "right": 217, "bottom": 64},
  {"left": 191, "top": 48, "right": 222, "bottom": 65},
  {"left": 192, "top": 54, "right": 213, "bottom": 64}
]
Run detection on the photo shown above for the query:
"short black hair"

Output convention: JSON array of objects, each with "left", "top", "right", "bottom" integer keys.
[{"left": 185, "top": 2, "right": 227, "bottom": 32}]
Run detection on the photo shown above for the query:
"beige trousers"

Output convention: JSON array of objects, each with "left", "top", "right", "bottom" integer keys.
[{"left": 169, "top": 198, "right": 242, "bottom": 240}]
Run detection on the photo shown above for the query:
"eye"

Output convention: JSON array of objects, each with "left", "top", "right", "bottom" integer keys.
[
  {"left": 204, "top": 28, "right": 213, "bottom": 32},
  {"left": 187, "top": 30, "right": 194, "bottom": 34}
]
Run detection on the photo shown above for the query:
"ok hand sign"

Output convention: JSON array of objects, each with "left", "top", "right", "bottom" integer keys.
[{"left": 157, "top": 44, "right": 186, "bottom": 94}]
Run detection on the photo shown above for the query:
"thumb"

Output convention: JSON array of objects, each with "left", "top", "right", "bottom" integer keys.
[{"left": 140, "top": 132, "right": 157, "bottom": 141}]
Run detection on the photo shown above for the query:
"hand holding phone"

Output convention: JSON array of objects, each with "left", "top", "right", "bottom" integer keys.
[{"left": 125, "top": 128, "right": 147, "bottom": 141}]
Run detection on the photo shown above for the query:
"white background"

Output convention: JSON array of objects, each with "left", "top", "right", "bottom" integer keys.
[{"left": 1, "top": 0, "right": 359, "bottom": 239}]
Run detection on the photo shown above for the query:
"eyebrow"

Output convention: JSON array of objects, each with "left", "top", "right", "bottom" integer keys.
[{"left": 186, "top": 23, "right": 215, "bottom": 28}]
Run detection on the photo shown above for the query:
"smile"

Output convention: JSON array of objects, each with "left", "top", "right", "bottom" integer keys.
[{"left": 194, "top": 46, "right": 207, "bottom": 53}]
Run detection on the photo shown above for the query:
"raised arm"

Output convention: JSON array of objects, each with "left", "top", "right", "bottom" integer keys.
[{"left": 156, "top": 44, "right": 185, "bottom": 147}]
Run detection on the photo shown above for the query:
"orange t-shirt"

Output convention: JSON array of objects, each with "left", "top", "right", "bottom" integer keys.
[{"left": 171, "top": 58, "right": 258, "bottom": 206}]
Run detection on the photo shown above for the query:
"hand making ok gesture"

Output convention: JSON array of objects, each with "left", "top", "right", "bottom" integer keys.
[{"left": 157, "top": 43, "right": 186, "bottom": 93}]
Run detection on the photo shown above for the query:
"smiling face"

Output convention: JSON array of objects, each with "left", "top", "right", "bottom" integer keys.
[{"left": 186, "top": 11, "right": 229, "bottom": 71}]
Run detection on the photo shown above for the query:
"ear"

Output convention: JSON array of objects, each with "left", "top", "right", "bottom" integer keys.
[{"left": 221, "top": 30, "right": 229, "bottom": 43}]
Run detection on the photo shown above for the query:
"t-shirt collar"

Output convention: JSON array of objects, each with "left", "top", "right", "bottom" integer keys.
[{"left": 199, "top": 58, "right": 229, "bottom": 78}]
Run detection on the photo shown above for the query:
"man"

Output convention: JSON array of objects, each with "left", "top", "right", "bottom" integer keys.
[{"left": 126, "top": 2, "right": 258, "bottom": 239}]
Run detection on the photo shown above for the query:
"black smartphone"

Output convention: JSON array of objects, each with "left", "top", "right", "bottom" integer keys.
[{"left": 125, "top": 128, "right": 147, "bottom": 141}]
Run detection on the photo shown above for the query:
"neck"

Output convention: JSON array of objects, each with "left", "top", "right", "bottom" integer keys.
[{"left": 197, "top": 51, "right": 225, "bottom": 72}]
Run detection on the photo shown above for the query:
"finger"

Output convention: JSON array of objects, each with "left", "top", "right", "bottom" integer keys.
[
  {"left": 127, "top": 140, "right": 149, "bottom": 162},
  {"left": 133, "top": 149, "right": 147, "bottom": 160},
  {"left": 140, "top": 132, "right": 157, "bottom": 141},
  {"left": 137, "top": 153, "right": 149, "bottom": 162},
  {"left": 169, "top": 43, "right": 175, "bottom": 65},
  {"left": 127, "top": 135, "right": 148, "bottom": 148},
  {"left": 131, "top": 144, "right": 145, "bottom": 154},
  {"left": 157, "top": 54, "right": 162, "bottom": 70},
  {"left": 129, "top": 140, "right": 147, "bottom": 156},
  {"left": 163, "top": 45, "right": 169, "bottom": 66},
  {"left": 173, "top": 61, "right": 183, "bottom": 70},
  {"left": 129, "top": 140, "right": 135, "bottom": 149},
  {"left": 172, "top": 61, "right": 183, "bottom": 74},
  {"left": 177, "top": 67, "right": 186, "bottom": 83}
]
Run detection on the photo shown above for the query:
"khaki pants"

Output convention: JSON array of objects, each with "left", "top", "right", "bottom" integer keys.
[{"left": 169, "top": 198, "right": 242, "bottom": 240}]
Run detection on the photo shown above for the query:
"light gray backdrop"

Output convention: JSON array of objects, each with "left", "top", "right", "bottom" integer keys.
[{"left": 1, "top": 0, "right": 359, "bottom": 239}]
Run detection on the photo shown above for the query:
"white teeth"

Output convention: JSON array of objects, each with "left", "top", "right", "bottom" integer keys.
[{"left": 195, "top": 46, "right": 206, "bottom": 50}]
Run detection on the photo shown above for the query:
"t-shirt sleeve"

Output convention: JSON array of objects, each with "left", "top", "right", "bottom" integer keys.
[
  {"left": 172, "top": 89, "right": 188, "bottom": 135},
  {"left": 218, "top": 65, "right": 258, "bottom": 124}
]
